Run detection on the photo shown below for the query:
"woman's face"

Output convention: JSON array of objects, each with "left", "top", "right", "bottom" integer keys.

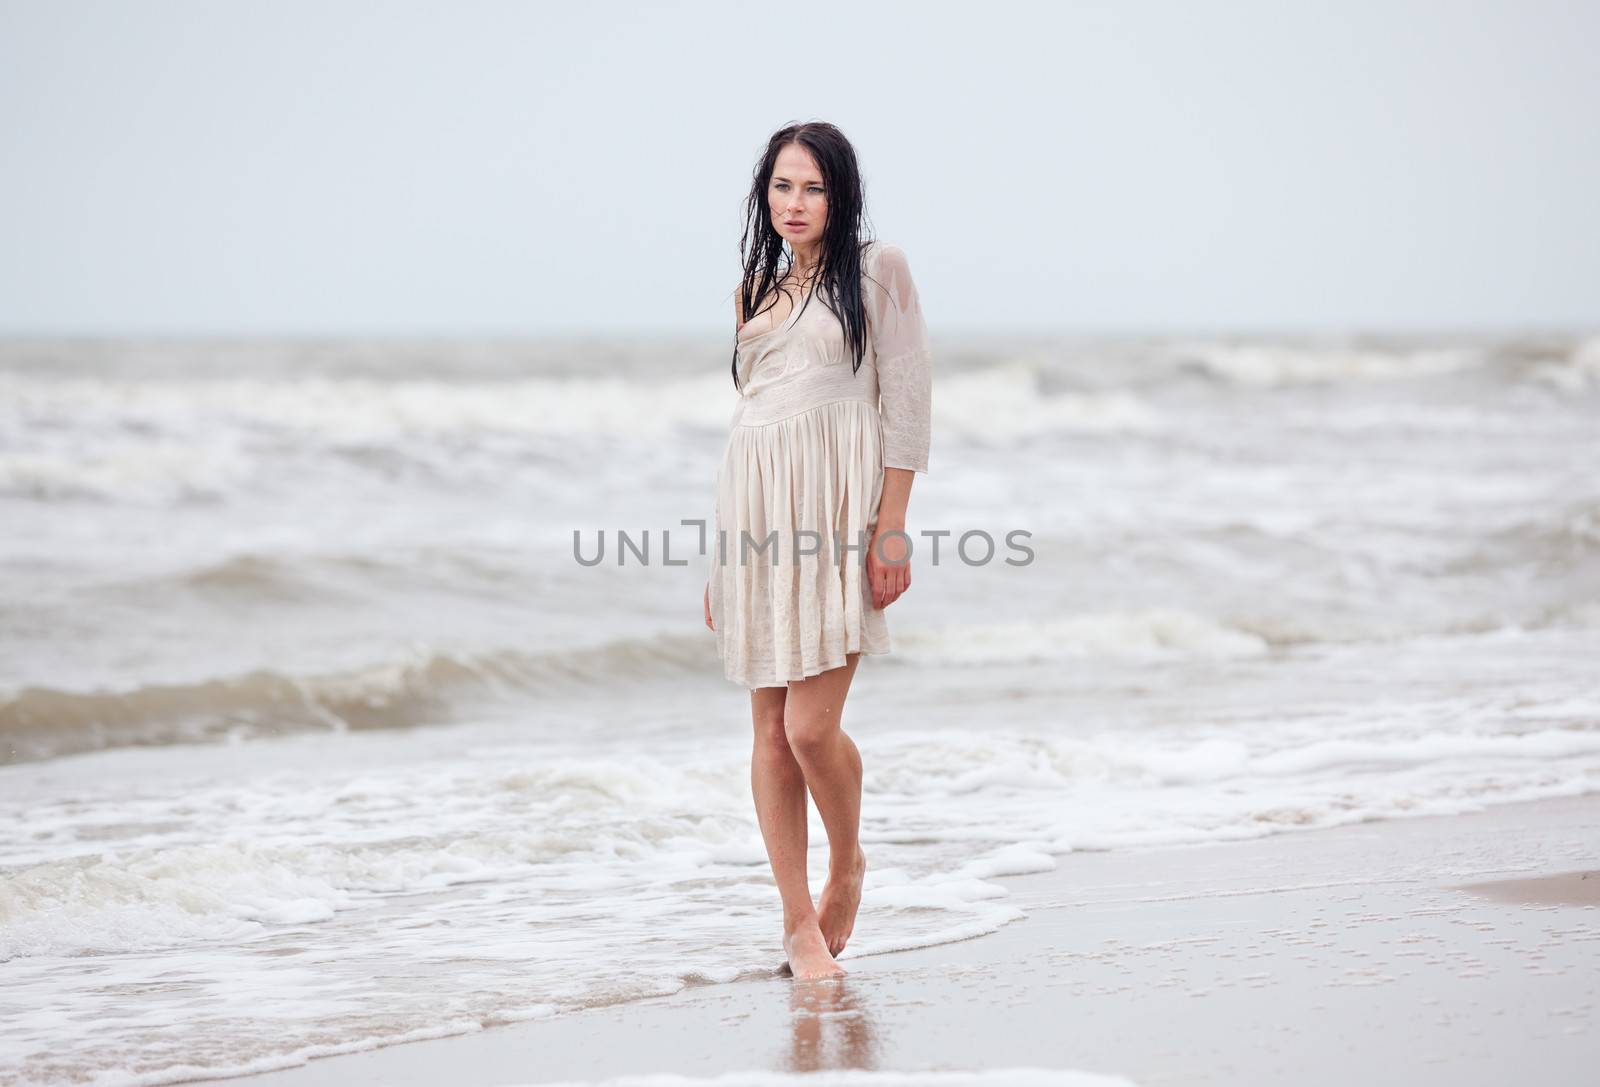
[{"left": 767, "top": 143, "right": 827, "bottom": 248}]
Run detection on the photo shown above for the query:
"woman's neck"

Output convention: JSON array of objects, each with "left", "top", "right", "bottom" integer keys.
[{"left": 788, "top": 242, "right": 822, "bottom": 282}]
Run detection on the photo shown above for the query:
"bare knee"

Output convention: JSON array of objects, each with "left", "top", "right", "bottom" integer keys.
[
  {"left": 751, "top": 704, "right": 789, "bottom": 752},
  {"left": 783, "top": 712, "right": 836, "bottom": 757}
]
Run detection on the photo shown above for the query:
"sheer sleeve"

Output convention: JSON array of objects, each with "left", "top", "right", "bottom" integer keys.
[{"left": 865, "top": 242, "right": 933, "bottom": 474}]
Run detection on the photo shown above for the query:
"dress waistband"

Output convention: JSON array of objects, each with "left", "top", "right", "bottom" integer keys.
[{"left": 735, "top": 391, "right": 878, "bottom": 428}]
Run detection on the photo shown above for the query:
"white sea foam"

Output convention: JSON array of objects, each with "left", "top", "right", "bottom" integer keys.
[
  {"left": 936, "top": 363, "right": 1163, "bottom": 437},
  {"left": 1530, "top": 335, "right": 1600, "bottom": 392},
  {"left": 4, "top": 712, "right": 1598, "bottom": 1084},
  {"left": 897, "top": 611, "right": 1271, "bottom": 664},
  {"left": 1175, "top": 341, "right": 1485, "bottom": 385}
]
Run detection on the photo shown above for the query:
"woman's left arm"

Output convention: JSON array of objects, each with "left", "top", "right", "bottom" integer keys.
[
  {"left": 870, "top": 468, "right": 916, "bottom": 608},
  {"left": 865, "top": 244, "right": 932, "bottom": 609}
]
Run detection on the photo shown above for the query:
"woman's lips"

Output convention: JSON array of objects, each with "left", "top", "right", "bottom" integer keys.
[{"left": 785, "top": 221, "right": 806, "bottom": 228}]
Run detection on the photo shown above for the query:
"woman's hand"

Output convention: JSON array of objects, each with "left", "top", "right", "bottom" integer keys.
[
  {"left": 867, "top": 523, "right": 912, "bottom": 609},
  {"left": 704, "top": 580, "right": 715, "bottom": 632}
]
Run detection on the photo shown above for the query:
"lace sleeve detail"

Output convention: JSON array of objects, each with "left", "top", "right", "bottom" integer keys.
[{"left": 865, "top": 243, "right": 933, "bottom": 474}]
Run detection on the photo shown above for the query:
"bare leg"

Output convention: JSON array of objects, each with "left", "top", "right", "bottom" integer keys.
[
  {"left": 785, "top": 652, "right": 867, "bottom": 958},
  {"left": 749, "top": 684, "right": 842, "bottom": 979}
]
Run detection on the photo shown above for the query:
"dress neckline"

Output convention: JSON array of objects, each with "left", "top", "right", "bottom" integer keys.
[
  {"left": 736, "top": 288, "right": 811, "bottom": 346},
  {"left": 734, "top": 243, "right": 880, "bottom": 347}
]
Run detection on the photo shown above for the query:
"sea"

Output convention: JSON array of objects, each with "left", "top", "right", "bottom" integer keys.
[{"left": 2, "top": 332, "right": 1597, "bottom": 1086}]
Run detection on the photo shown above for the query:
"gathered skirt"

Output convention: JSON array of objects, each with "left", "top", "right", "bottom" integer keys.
[{"left": 708, "top": 398, "right": 892, "bottom": 689}]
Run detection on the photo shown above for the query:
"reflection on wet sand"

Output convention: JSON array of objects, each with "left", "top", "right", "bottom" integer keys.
[{"left": 785, "top": 978, "right": 879, "bottom": 1073}]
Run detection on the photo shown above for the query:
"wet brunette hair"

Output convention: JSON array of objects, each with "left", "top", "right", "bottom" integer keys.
[{"left": 731, "top": 121, "right": 877, "bottom": 390}]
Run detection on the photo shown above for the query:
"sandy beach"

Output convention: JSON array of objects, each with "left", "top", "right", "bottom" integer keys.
[{"left": 203, "top": 791, "right": 1599, "bottom": 1087}]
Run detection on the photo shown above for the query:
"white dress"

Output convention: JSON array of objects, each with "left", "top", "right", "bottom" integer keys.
[{"left": 708, "top": 240, "right": 933, "bottom": 689}]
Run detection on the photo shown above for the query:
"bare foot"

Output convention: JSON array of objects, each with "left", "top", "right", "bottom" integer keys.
[
  {"left": 818, "top": 846, "right": 867, "bottom": 957},
  {"left": 782, "top": 919, "right": 846, "bottom": 979}
]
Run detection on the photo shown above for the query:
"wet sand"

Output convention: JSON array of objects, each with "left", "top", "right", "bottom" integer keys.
[
  {"left": 211, "top": 792, "right": 1600, "bottom": 1087},
  {"left": 1451, "top": 868, "right": 1600, "bottom": 907}
]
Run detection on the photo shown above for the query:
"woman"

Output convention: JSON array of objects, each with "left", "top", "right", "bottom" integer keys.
[{"left": 701, "top": 122, "right": 933, "bottom": 980}]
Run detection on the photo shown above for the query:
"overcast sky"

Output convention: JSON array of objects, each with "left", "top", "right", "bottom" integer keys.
[{"left": 2, "top": 0, "right": 1597, "bottom": 336}]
